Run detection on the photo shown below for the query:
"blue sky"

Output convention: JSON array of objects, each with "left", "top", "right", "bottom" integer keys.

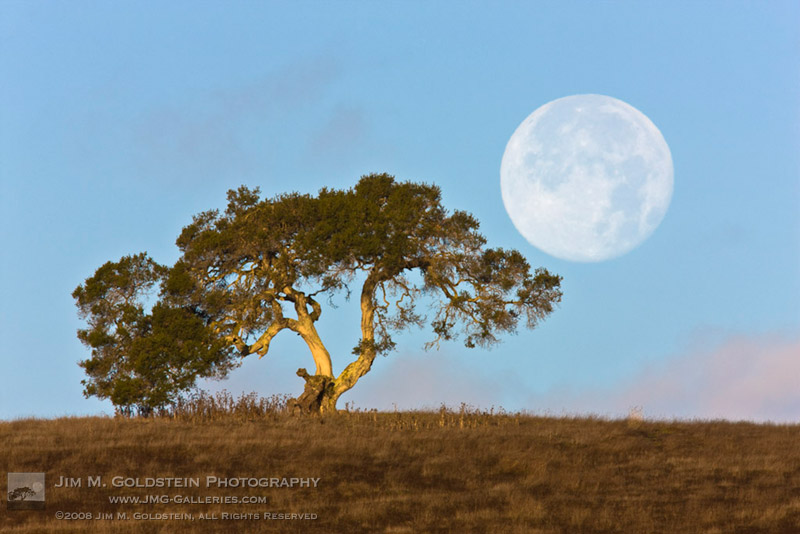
[{"left": 2, "top": 1, "right": 798, "bottom": 421}]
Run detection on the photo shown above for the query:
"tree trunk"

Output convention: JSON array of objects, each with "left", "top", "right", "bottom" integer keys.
[
  {"left": 292, "top": 368, "right": 359, "bottom": 415},
  {"left": 290, "top": 272, "right": 382, "bottom": 415},
  {"left": 290, "top": 315, "right": 336, "bottom": 414},
  {"left": 298, "top": 326, "right": 333, "bottom": 377},
  {"left": 292, "top": 291, "right": 334, "bottom": 377},
  {"left": 289, "top": 368, "right": 334, "bottom": 415}
]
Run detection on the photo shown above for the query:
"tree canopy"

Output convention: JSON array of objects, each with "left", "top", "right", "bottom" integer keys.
[
  {"left": 8, "top": 487, "right": 36, "bottom": 502},
  {"left": 74, "top": 173, "right": 562, "bottom": 415}
]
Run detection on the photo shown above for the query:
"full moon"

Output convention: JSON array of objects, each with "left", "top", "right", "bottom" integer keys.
[{"left": 500, "top": 94, "right": 673, "bottom": 262}]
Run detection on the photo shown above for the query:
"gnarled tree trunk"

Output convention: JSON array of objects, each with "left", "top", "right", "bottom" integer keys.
[
  {"left": 289, "top": 368, "right": 334, "bottom": 414},
  {"left": 291, "top": 273, "right": 381, "bottom": 415}
]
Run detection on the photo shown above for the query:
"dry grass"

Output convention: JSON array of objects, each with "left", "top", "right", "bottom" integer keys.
[{"left": 2, "top": 393, "right": 799, "bottom": 533}]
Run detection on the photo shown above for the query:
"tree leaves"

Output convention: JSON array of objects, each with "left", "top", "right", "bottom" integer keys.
[
  {"left": 74, "top": 173, "right": 562, "bottom": 414},
  {"left": 73, "top": 254, "right": 236, "bottom": 416}
]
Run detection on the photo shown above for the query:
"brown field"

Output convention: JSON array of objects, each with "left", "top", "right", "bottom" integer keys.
[{"left": 2, "top": 393, "right": 799, "bottom": 533}]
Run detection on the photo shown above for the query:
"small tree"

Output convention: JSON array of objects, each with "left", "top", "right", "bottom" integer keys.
[
  {"left": 74, "top": 174, "right": 562, "bottom": 414},
  {"left": 8, "top": 487, "right": 36, "bottom": 501}
]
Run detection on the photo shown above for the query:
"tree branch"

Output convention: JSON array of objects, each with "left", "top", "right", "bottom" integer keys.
[{"left": 252, "top": 320, "right": 289, "bottom": 358}]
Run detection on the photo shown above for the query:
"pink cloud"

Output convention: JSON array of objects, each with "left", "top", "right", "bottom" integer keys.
[{"left": 539, "top": 332, "right": 800, "bottom": 422}]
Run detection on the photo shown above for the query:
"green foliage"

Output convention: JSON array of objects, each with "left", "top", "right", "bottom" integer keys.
[
  {"left": 73, "top": 254, "right": 236, "bottom": 416},
  {"left": 74, "top": 173, "right": 562, "bottom": 414}
]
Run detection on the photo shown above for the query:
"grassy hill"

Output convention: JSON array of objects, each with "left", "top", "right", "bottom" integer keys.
[{"left": 2, "top": 395, "right": 799, "bottom": 533}]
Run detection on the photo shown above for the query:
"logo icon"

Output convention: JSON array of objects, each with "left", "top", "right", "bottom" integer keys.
[{"left": 7, "top": 473, "right": 45, "bottom": 511}]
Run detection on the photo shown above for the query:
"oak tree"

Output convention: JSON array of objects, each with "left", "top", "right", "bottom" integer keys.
[
  {"left": 8, "top": 487, "right": 36, "bottom": 501},
  {"left": 74, "top": 174, "right": 562, "bottom": 415}
]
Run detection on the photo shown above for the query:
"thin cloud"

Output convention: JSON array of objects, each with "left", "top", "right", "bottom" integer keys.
[
  {"left": 307, "top": 105, "right": 369, "bottom": 164},
  {"left": 131, "top": 56, "right": 343, "bottom": 183}
]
